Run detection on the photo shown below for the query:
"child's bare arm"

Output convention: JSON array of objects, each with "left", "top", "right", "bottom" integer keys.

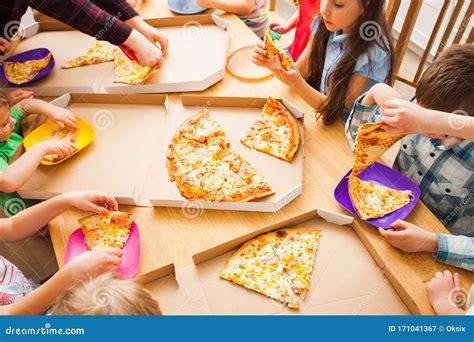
[
  {"left": 0, "top": 140, "right": 76, "bottom": 193},
  {"left": 0, "top": 191, "right": 117, "bottom": 242},
  {"left": 196, "top": 0, "right": 255, "bottom": 15},
  {"left": 15, "top": 99, "right": 78, "bottom": 129},
  {"left": 361, "top": 83, "right": 403, "bottom": 106},
  {"left": 269, "top": 12, "right": 299, "bottom": 34},
  {"left": 0, "top": 249, "right": 122, "bottom": 315}
]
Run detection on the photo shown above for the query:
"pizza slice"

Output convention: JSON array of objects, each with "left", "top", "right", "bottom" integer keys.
[
  {"left": 3, "top": 53, "right": 52, "bottom": 84},
  {"left": 43, "top": 126, "right": 79, "bottom": 162},
  {"left": 79, "top": 211, "right": 133, "bottom": 250},
  {"left": 352, "top": 122, "right": 403, "bottom": 176},
  {"left": 348, "top": 176, "right": 413, "bottom": 220},
  {"left": 62, "top": 42, "right": 114, "bottom": 69},
  {"left": 241, "top": 97, "right": 300, "bottom": 161},
  {"left": 113, "top": 48, "right": 153, "bottom": 85},
  {"left": 220, "top": 235, "right": 300, "bottom": 309},
  {"left": 264, "top": 30, "right": 293, "bottom": 71},
  {"left": 176, "top": 108, "right": 226, "bottom": 143},
  {"left": 270, "top": 229, "right": 320, "bottom": 299}
]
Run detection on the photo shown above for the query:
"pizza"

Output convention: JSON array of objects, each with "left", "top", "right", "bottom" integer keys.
[
  {"left": 264, "top": 30, "right": 293, "bottom": 71},
  {"left": 79, "top": 211, "right": 133, "bottom": 250},
  {"left": 42, "top": 126, "right": 78, "bottom": 162},
  {"left": 3, "top": 53, "right": 52, "bottom": 84},
  {"left": 62, "top": 42, "right": 114, "bottom": 69},
  {"left": 352, "top": 122, "right": 403, "bottom": 177},
  {"left": 348, "top": 176, "right": 413, "bottom": 220},
  {"left": 113, "top": 48, "right": 153, "bottom": 85},
  {"left": 220, "top": 228, "right": 320, "bottom": 308},
  {"left": 167, "top": 109, "right": 274, "bottom": 202},
  {"left": 241, "top": 97, "right": 300, "bottom": 161}
]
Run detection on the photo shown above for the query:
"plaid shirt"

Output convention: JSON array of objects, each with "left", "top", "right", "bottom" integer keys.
[
  {"left": 434, "top": 234, "right": 474, "bottom": 272},
  {"left": 0, "top": 0, "right": 138, "bottom": 45},
  {"left": 345, "top": 93, "right": 474, "bottom": 237}
]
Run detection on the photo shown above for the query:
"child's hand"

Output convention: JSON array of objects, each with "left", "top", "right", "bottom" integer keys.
[
  {"left": 62, "top": 190, "right": 118, "bottom": 214},
  {"left": 269, "top": 22, "right": 289, "bottom": 34},
  {"left": 378, "top": 220, "right": 438, "bottom": 253},
  {"left": 8, "top": 90, "right": 33, "bottom": 105},
  {"left": 381, "top": 99, "right": 429, "bottom": 134},
  {"left": 426, "top": 270, "right": 466, "bottom": 315},
  {"left": 48, "top": 106, "right": 78, "bottom": 130},
  {"left": 252, "top": 41, "right": 272, "bottom": 69},
  {"left": 35, "top": 140, "right": 76, "bottom": 159},
  {"left": 269, "top": 55, "right": 301, "bottom": 86},
  {"left": 0, "top": 37, "right": 12, "bottom": 55},
  {"left": 63, "top": 248, "right": 123, "bottom": 280},
  {"left": 133, "top": 21, "right": 169, "bottom": 55},
  {"left": 123, "top": 29, "right": 165, "bottom": 68}
]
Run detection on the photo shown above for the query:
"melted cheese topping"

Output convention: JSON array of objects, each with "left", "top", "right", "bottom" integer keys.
[
  {"left": 62, "top": 42, "right": 114, "bottom": 69},
  {"left": 4, "top": 53, "right": 52, "bottom": 84}
]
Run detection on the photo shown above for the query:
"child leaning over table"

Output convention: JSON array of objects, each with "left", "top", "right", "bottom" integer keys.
[
  {"left": 196, "top": 0, "right": 270, "bottom": 38},
  {"left": 0, "top": 92, "right": 78, "bottom": 217},
  {"left": 345, "top": 44, "right": 474, "bottom": 238},
  {"left": 0, "top": 191, "right": 125, "bottom": 315}
]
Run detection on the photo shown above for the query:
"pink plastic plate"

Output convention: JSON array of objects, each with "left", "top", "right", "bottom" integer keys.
[{"left": 64, "top": 222, "right": 140, "bottom": 278}]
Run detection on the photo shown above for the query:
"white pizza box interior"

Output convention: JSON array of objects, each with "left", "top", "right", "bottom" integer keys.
[
  {"left": 143, "top": 95, "right": 305, "bottom": 213},
  {"left": 2, "top": 15, "right": 228, "bottom": 96},
  {"left": 17, "top": 93, "right": 169, "bottom": 205},
  {"left": 146, "top": 211, "right": 410, "bottom": 315}
]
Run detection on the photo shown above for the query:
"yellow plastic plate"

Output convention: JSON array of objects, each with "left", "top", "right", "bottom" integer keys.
[{"left": 23, "top": 115, "right": 96, "bottom": 165}]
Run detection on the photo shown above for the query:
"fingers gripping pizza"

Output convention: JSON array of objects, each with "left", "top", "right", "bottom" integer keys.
[
  {"left": 112, "top": 48, "right": 153, "bottom": 85},
  {"left": 264, "top": 30, "right": 293, "bottom": 71},
  {"left": 43, "top": 126, "right": 79, "bottom": 162},
  {"left": 241, "top": 97, "right": 300, "bottom": 161},
  {"left": 79, "top": 211, "right": 133, "bottom": 250}
]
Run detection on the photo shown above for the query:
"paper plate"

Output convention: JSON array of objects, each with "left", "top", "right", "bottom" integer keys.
[
  {"left": 168, "top": 0, "right": 207, "bottom": 14},
  {"left": 23, "top": 115, "right": 96, "bottom": 165},
  {"left": 0, "top": 48, "right": 55, "bottom": 86},
  {"left": 64, "top": 222, "right": 141, "bottom": 279},
  {"left": 226, "top": 46, "right": 274, "bottom": 82},
  {"left": 334, "top": 162, "right": 421, "bottom": 228}
]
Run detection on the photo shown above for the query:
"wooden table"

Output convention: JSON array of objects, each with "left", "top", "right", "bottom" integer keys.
[{"left": 46, "top": 1, "right": 472, "bottom": 315}]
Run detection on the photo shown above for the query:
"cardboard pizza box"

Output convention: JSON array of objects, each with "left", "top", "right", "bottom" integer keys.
[
  {"left": 1, "top": 15, "right": 228, "bottom": 96},
  {"left": 17, "top": 93, "right": 169, "bottom": 205},
  {"left": 102, "top": 15, "right": 229, "bottom": 94},
  {"left": 143, "top": 95, "right": 305, "bottom": 213},
  {"left": 146, "top": 212, "right": 410, "bottom": 315}
]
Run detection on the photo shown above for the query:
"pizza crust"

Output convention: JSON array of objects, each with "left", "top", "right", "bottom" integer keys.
[{"left": 264, "top": 31, "right": 293, "bottom": 71}]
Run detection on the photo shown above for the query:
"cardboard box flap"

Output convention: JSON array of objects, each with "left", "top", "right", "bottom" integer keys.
[
  {"left": 282, "top": 99, "right": 304, "bottom": 119},
  {"left": 211, "top": 14, "right": 229, "bottom": 30},
  {"left": 49, "top": 93, "right": 72, "bottom": 108},
  {"left": 175, "top": 265, "right": 212, "bottom": 314},
  {"left": 316, "top": 208, "right": 353, "bottom": 226}
]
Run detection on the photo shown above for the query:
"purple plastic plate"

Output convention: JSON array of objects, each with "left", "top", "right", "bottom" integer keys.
[
  {"left": 64, "top": 222, "right": 141, "bottom": 279},
  {"left": 0, "top": 48, "right": 55, "bottom": 86},
  {"left": 334, "top": 162, "right": 421, "bottom": 228}
]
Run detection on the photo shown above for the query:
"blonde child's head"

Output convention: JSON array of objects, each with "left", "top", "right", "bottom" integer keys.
[
  {"left": 51, "top": 272, "right": 162, "bottom": 315},
  {"left": 0, "top": 92, "right": 15, "bottom": 142}
]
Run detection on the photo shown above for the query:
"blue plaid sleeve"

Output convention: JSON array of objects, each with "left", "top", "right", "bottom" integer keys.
[
  {"left": 344, "top": 92, "right": 383, "bottom": 152},
  {"left": 433, "top": 234, "right": 474, "bottom": 271}
]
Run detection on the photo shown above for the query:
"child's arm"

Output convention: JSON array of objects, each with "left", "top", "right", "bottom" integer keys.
[
  {"left": 196, "top": 0, "right": 255, "bottom": 15},
  {"left": 269, "top": 12, "right": 299, "bottom": 34},
  {"left": 360, "top": 82, "right": 403, "bottom": 106},
  {"left": 15, "top": 99, "right": 78, "bottom": 130},
  {"left": 382, "top": 99, "right": 474, "bottom": 140},
  {"left": 0, "top": 140, "right": 76, "bottom": 193},
  {"left": 0, "top": 248, "right": 123, "bottom": 315},
  {"left": 0, "top": 191, "right": 118, "bottom": 242}
]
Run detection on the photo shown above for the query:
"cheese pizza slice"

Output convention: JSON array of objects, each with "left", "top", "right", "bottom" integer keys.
[
  {"left": 264, "top": 30, "right": 293, "bottom": 71},
  {"left": 348, "top": 176, "right": 413, "bottom": 220},
  {"left": 79, "top": 211, "right": 133, "bottom": 250},
  {"left": 176, "top": 108, "right": 226, "bottom": 143},
  {"left": 270, "top": 229, "right": 320, "bottom": 299},
  {"left": 62, "top": 42, "right": 114, "bottom": 69},
  {"left": 220, "top": 234, "right": 300, "bottom": 309},
  {"left": 352, "top": 122, "right": 403, "bottom": 176},
  {"left": 3, "top": 53, "right": 52, "bottom": 84},
  {"left": 113, "top": 48, "right": 153, "bottom": 85},
  {"left": 42, "top": 126, "right": 78, "bottom": 162},
  {"left": 241, "top": 97, "right": 300, "bottom": 161}
]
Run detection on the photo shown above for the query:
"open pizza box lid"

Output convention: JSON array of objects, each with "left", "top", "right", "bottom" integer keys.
[
  {"left": 146, "top": 211, "right": 409, "bottom": 315},
  {"left": 1, "top": 15, "right": 228, "bottom": 96},
  {"left": 17, "top": 93, "right": 170, "bottom": 205},
  {"left": 142, "top": 95, "right": 305, "bottom": 212}
]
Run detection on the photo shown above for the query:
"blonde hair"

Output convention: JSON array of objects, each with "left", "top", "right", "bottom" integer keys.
[{"left": 51, "top": 273, "right": 162, "bottom": 315}]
